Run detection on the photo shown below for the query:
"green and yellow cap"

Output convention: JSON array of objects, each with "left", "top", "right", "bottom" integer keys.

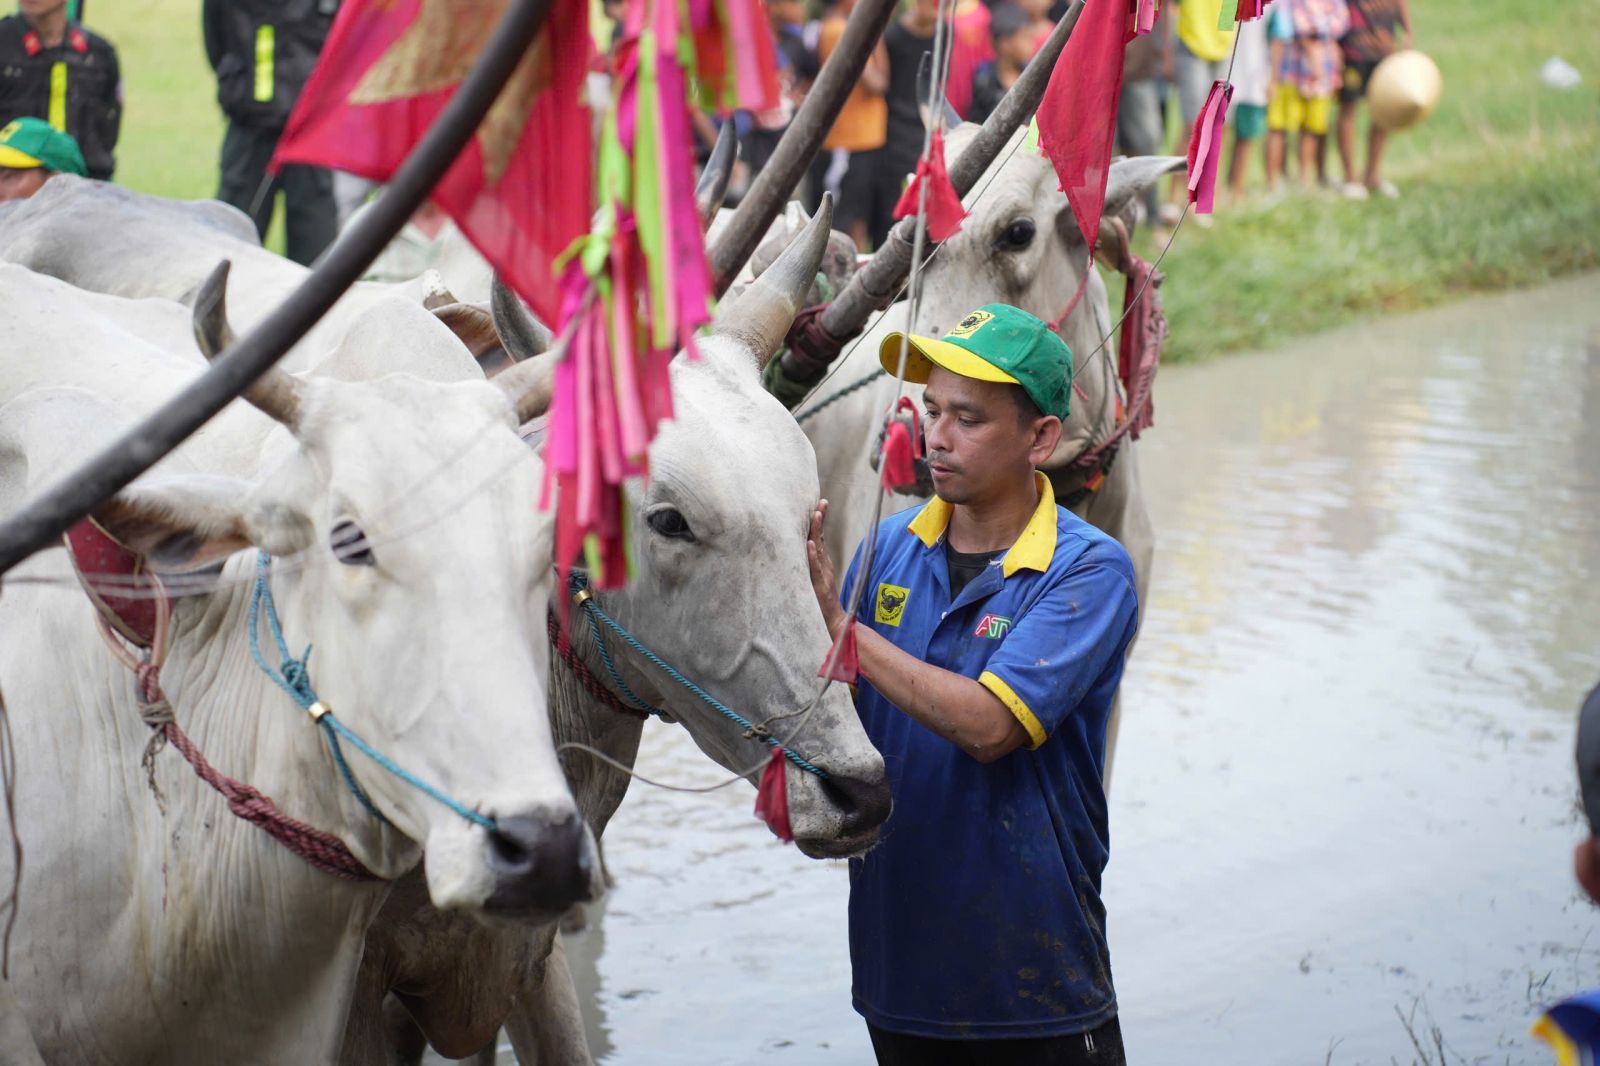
[
  {"left": 879, "top": 303, "right": 1073, "bottom": 421},
  {"left": 0, "top": 117, "right": 87, "bottom": 177}
]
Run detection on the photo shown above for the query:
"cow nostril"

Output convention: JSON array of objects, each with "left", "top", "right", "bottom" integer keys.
[
  {"left": 483, "top": 812, "right": 595, "bottom": 913},
  {"left": 488, "top": 824, "right": 531, "bottom": 868},
  {"left": 820, "top": 771, "right": 893, "bottom": 834}
]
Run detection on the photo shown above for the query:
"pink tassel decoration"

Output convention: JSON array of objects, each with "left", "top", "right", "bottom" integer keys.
[{"left": 1186, "top": 80, "right": 1233, "bottom": 214}]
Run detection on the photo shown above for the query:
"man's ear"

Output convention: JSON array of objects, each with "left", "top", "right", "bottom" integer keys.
[{"left": 1029, "top": 415, "right": 1064, "bottom": 467}]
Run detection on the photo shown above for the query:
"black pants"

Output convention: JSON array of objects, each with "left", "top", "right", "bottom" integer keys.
[
  {"left": 216, "top": 121, "right": 338, "bottom": 266},
  {"left": 868, "top": 1016, "right": 1126, "bottom": 1066}
]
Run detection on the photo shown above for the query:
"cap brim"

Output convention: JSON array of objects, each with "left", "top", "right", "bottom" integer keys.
[
  {"left": 879, "top": 332, "right": 1020, "bottom": 386},
  {"left": 0, "top": 145, "right": 43, "bottom": 169}
]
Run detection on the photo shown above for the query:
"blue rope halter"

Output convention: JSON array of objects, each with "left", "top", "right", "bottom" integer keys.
[
  {"left": 569, "top": 573, "right": 829, "bottom": 780},
  {"left": 247, "top": 552, "right": 497, "bottom": 832}
]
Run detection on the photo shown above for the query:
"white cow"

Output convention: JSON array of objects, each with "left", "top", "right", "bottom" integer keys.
[
  {"left": 0, "top": 192, "right": 890, "bottom": 1063},
  {"left": 0, "top": 265, "right": 602, "bottom": 1064},
  {"left": 0, "top": 176, "right": 488, "bottom": 373}
]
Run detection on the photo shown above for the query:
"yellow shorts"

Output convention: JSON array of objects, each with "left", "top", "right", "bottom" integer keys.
[{"left": 1267, "top": 83, "right": 1332, "bottom": 135}]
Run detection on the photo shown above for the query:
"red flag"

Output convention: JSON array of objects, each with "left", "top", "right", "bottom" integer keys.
[
  {"left": 891, "top": 128, "right": 967, "bottom": 241},
  {"left": 272, "top": 0, "right": 593, "bottom": 325},
  {"left": 1035, "top": 0, "right": 1135, "bottom": 252}
]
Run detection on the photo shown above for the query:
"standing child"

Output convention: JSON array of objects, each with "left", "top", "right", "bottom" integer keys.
[
  {"left": 1337, "top": 0, "right": 1413, "bottom": 199},
  {"left": 969, "top": 4, "right": 1031, "bottom": 125},
  {"left": 1226, "top": 13, "right": 1271, "bottom": 203},
  {"left": 1265, "top": 0, "right": 1349, "bottom": 192}
]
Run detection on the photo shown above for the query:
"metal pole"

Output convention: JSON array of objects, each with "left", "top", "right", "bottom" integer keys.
[
  {"left": 0, "top": 0, "right": 557, "bottom": 577},
  {"left": 816, "top": 0, "right": 1084, "bottom": 338},
  {"left": 705, "top": 0, "right": 899, "bottom": 296}
]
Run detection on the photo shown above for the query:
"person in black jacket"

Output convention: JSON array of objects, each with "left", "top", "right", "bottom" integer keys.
[
  {"left": 0, "top": 0, "right": 121, "bottom": 181},
  {"left": 203, "top": 0, "right": 338, "bottom": 264}
]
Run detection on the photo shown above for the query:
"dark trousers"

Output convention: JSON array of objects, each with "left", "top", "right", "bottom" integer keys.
[
  {"left": 216, "top": 121, "right": 337, "bottom": 266},
  {"left": 867, "top": 1016, "right": 1126, "bottom": 1066}
]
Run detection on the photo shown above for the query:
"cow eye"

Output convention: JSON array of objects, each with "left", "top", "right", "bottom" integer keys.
[
  {"left": 998, "top": 218, "right": 1036, "bottom": 250},
  {"left": 646, "top": 507, "right": 696, "bottom": 543},
  {"left": 331, "top": 520, "right": 375, "bottom": 566}
]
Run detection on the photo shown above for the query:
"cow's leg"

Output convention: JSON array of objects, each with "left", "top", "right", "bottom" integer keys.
[{"left": 504, "top": 934, "right": 593, "bottom": 1066}]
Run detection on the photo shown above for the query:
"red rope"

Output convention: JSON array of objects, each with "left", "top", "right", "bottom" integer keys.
[
  {"left": 547, "top": 610, "right": 649, "bottom": 721},
  {"left": 142, "top": 664, "right": 381, "bottom": 883}
]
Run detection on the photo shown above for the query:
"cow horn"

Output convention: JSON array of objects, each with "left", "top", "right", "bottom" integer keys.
[
  {"left": 494, "top": 331, "right": 566, "bottom": 424},
  {"left": 712, "top": 193, "right": 832, "bottom": 370},
  {"left": 817, "top": 0, "right": 1085, "bottom": 343},
  {"left": 705, "top": 0, "right": 899, "bottom": 295},
  {"left": 191, "top": 260, "right": 304, "bottom": 429},
  {"left": 695, "top": 122, "right": 738, "bottom": 230},
  {"left": 490, "top": 276, "right": 554, "bottom": 364}
]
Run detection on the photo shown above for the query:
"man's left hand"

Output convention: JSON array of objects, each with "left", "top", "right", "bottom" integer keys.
[{"left": 807, "top": 500, "right": 847, "bottom": 641}]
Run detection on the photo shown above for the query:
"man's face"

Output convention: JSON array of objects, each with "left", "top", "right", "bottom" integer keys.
[
  {"left": 921, "top": 365, "right": 1062, "bottom": 506},
  {"left": 997, "top": 28, "right": 1035, "bottom": 66},
  {"left": 19, "top": 0, "right": 67, "bottom": 20},
  {"left": 0, "top": 167, "right": 49, "bottom": 203}
]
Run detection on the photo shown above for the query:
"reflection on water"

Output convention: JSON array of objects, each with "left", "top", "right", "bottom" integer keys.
[{"left": 495, "top": 276, "right": 1600, "bottom": 1065}]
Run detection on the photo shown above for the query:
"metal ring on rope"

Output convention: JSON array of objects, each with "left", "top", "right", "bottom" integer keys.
[{"left": 247, "top": 553, "right": 499, "bottom": 831}]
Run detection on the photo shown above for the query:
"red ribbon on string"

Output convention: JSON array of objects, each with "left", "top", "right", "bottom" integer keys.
[
  {"left": 754, "top": 746, "right": 793, "bottom": 842},
  {"left": 818, "top": 619, "right": 859, "bottom": 683},
  {"left": 879, "top": 397, "right": 924, "bottom": 492},
  {"left": 1186, "top": 80, "right": 1233, "bottom": 214},
  {"left": 891, "top": 128, "right": 966, "bottom": 241}
]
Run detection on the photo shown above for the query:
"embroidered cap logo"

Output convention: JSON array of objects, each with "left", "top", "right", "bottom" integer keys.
[
  {"left": 875, "top": 584, "right": 910, "bottom": 626},
  {"left": 974, "top": 613, "right": 1012, "bottom": 639},
  {"left": 946, "top": 309, "right": 995, "bottom": 339}
]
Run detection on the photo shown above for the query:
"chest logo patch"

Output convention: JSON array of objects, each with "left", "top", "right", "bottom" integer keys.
[
  {"left": 974, "top": 613, "right": 1012, "bottom": 639},
  {"left": 875, "top": 583, "right": 910, "bottom": 626},
  {"left": 946, "top": 309, "right": 995, "bottom": 339}
]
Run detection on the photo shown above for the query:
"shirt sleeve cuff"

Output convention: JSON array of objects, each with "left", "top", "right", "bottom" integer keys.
[{"left": 979, "top": 670, "right": 1047, "bottom": 750}]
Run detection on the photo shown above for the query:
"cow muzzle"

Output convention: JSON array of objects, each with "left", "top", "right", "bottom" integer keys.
[{"left": 482, "top": 810, "right": 602, "bottom": 915}]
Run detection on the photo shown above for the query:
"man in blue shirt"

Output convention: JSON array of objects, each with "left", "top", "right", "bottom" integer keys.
[{"left": 807, "top": 304, "right": 1138, "bottom": 1065}]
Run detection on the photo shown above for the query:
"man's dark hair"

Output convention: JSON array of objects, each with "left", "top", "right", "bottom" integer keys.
[
  {"left": 1010, "top": 384, "right": 1044, "bottom": 426},
  {"left": 989, "top": 2, "right": 1030, "bottom": 43}
]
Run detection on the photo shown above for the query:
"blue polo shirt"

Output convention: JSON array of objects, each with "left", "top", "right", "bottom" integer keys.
[{"left": 843, "top": 473, "right": 1139, "bottom": 1039}]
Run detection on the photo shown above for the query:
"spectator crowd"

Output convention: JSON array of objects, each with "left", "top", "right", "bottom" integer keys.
[{"left": 0, "top": 0, "right": 1414, "bottom": 264}]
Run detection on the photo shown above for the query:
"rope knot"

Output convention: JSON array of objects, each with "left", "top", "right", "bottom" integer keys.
[{"left": 279, "top": 645, "right": 317, "bottom": 703}]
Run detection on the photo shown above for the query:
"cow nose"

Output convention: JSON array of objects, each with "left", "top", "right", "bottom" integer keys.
[
  {"left": 483, "top": 811, "right": 595, "bottom": 913},
  {"left": 821, "top": 768, "right": 893, "bottom": 838}
]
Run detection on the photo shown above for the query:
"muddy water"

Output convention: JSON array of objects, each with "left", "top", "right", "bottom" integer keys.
[{"left": 473, "top": 276, "right": 1600, "bottom": 1065}]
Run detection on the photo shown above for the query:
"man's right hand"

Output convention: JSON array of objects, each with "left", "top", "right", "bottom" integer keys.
[{"left": 806, "top": 499, "right": 847, "bottom": 641}]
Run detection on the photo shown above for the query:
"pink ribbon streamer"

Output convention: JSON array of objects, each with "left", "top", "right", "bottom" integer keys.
[{"left": 1186, "top": 80, "right": 1233, "bottom": 214}]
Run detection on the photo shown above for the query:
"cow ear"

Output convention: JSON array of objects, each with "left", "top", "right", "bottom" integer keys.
[
  {"left": 92, "top": 475, "right": 260, "bottom": 572},
  {"left": 1102, "top": 155, "right": 1187, "bottom": 227}
]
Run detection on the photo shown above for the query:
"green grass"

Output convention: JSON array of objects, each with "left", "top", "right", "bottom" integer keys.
[
  {"left": 89, "top": 0, "right": 1599, "bottom": 358},
  {"left": 1143, "top": 0, "right": 1600, "bottom": 361}
]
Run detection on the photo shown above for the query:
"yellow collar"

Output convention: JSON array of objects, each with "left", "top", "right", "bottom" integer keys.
[{"left": 907, "top": 471, "right": 1058, "bottom": 578}]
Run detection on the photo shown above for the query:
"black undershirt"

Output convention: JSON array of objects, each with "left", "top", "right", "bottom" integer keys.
[{"left": 946, "top": 546, "right": 1005, "bottom": 598}]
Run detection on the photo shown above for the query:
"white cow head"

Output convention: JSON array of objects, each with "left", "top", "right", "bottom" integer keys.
[
  {"left": 151, "top": 265, "right": 607, "bottom": 917},
  {"left": 911, "top": 126, "right": 1184, "bottom": 444},
  {"left": 537, "top": 206, "right": 892, "bottom": 857}
]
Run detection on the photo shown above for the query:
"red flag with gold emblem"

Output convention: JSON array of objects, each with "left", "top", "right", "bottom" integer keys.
[{"left": 272, "top": 0, "right": 592, "bottom": 324}]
